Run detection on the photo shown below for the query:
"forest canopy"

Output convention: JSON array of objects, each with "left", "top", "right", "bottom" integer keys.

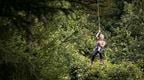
[{"left": 0, "top": 0, "right": 144, "bottom": 80}]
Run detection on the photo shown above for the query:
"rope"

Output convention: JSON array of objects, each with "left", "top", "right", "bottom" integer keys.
[{"left": 97, "top": 0, "right": 101, "bottom": 31}]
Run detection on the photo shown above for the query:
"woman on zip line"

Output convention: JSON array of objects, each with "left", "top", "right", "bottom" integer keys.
[
  {"left": 91, "top": 29, "right": 106, "bottom": 65},
  {"left": 90, "top": 0, "right": 106, "bottom": 65}
]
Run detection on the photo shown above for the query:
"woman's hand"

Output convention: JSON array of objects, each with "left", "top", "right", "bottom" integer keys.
[{"left": 98, "top": 29, "right": 101, "bottom": 33}]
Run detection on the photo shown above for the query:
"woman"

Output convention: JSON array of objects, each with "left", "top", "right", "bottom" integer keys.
[{"left": 91, "top": 30, "right": 106, "bottom": 65}]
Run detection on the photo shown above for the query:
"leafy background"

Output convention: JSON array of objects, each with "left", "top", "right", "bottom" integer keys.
[{"left": 0, "top": 0, "right": 144, "bottom": 80}]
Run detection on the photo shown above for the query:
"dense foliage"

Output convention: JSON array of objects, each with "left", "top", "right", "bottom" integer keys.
[{"left": 0, "top": 0, "right": 144, "bottom": 80}]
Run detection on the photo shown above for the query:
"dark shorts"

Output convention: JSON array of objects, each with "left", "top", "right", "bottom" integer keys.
[
  {"left": 91, "top": 48, "right": 104, "bottom": 61},
  {"left": 93, "top": 51, "right": 103, "bottom": 59}
]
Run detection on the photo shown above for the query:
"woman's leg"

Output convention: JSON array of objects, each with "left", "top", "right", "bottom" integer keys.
[
  {"left": 91, "top": 50, "right": 98, "bottom": 65},
  {"left": 99, "top": 53, "right": 104, "bottom": 64}
]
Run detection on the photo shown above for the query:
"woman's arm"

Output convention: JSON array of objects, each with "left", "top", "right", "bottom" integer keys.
[
  {"left": 96, "top": 30, "right": 101, "bottom": 38},
  {"left": 100, "top": 41, "right": 106, "bottom": 48}
]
